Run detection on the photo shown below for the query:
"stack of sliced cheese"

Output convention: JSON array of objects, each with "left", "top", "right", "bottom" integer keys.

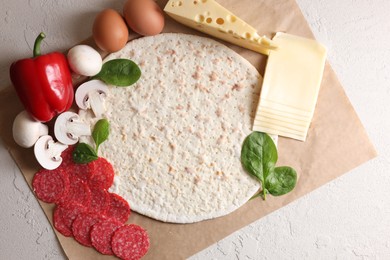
[{"left": 253, "top": 33, "right": 327, "bottom": 141}]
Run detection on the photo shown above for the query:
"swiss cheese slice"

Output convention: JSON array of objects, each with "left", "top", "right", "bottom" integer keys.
[
  {"left": 253, "top": 32, "right": 327, "bottom": 141},
  {"left": 164, "top": 0, "right": 277, "bottom": 55}
]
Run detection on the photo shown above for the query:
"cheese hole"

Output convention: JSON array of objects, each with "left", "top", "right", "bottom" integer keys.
[
  {"left": 193, "top": 0, "right": 198, "bottom": 4},
  {"left": 228, "top": 30, "right": 234, "bottom": 34},
  {"left": 245, "top": 32, "right": 251, "bottom": 39},
  {"left": 216, "top": 18, "right": 224, "bottom": 25},
  {"left": 227, "top": 15, "right": 237, "bottom": 23},
  {"left": 206, "top": 17, "right": 212, "bottom": 23},
  {"left": 178, "top": 1, "right": 183, "bottom": 6},
  {"left": 196, "top": 14, "right": 205, "bottom": 22}
]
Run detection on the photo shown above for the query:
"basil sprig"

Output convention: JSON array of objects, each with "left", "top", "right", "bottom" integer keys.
[
  {"left": 93, "top": 59, "right": 141, "bottom": 87},
  {"left": 73, "top": 119, "right": 110, "bottom": 164},
  {"left": 92, "top": 119, "right": 110, "bottom": 151},
  {"left": 241, "top": 132, "right": 297, "bottom": 200},
  {"left": 72, "top": 143, "right": 98, "bottom": 164}
]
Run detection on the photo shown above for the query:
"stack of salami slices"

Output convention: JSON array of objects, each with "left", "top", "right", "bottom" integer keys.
[{"left": 32, "top": 146, "right": 150, "bottom": 259}]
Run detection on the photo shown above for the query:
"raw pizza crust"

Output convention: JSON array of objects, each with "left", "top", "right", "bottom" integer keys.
[{"left": 80, "top": 33, "right": 262, "bottom": 223}]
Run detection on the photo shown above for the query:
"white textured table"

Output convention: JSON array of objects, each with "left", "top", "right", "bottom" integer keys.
[{"left": 1, "top": 0, "right": 389, "bottom": 259}]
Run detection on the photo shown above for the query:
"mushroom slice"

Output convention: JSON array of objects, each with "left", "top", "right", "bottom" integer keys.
[
  {"left": 75, "top": 79, "right": 109, "bottom": 117},
  {"left": 54, "top": 111, "right": 92, "bottom": 145},
  {"left": 34, "top": 135, "right": 68, "bottom": 170}
]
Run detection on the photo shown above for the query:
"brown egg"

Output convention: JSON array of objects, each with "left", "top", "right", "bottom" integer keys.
[
  {"left": 123, "top": 0, "right": 164, "bottom": 36},
  {"left": 93, "top": 9, "right": 129, "bottom": 52}
]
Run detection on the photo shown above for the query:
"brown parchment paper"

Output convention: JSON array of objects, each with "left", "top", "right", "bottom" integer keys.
[{"left": 0, "top": 0, "right": 377, "bottom": 259}]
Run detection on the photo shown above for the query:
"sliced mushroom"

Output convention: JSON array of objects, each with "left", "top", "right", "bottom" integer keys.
[
  {"left": 75, "top": 79, "right": 109, "bottom": 117},
  {"left": 54, "top": 111, "right": 92, "bottom": 145},
  {"left": 12, "top": 110, "right": 49, "bottom": 148},
  {"left": 34, "top": 135, "right": 68, "bottom": 170}
]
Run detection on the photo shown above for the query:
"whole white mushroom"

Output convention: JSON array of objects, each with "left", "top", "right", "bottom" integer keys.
[
  {"left": 67, "top": 45, "right": 102, "bottom": 76},
  {"left": 12, "top": 110, "right": 49, "bottom": 148}
]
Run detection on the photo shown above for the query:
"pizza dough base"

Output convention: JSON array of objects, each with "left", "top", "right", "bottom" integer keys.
[{"left": 80, "top": 33, "right": 262, "bottom": 223}]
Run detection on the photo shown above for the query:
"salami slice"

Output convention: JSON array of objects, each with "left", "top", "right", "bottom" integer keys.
[
  {"left": 58, "top": 174, "right": 92, "bottom": 207},
  {"left": 71, "top": 163, "right": 93, "bottom": 181},
  {"left": 87, "top": 158, "right": 115, "bottom": 190},
  {"left": 90, "top": 218, "right": 123, "bottom": 255},
  {"left": 59, "top": 146, "right": 93, "bottom": 181},
  {"left": 111, "top": 224, "right": 150, "bottom": 260},
  {"left": 89, "top": 188, "right": 111, "bottom": 214},
  {"left": 72, "top": 212, "right": 106, "bottom": 247},
  {"left": 105, "top": 193, "right": 131, "bottom": 223},
  {"left": 32, "top": 168, "right": 70, "bottom": 203},
  {"left": 59, "top": 146, "right": 74, "bottom": 168},
  {"left": 53, "top": 202, "right": 87, "bottom": 237}
]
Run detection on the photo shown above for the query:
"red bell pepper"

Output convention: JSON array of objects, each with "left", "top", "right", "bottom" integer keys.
[{"left": 10, "top": 32, "right": 74, "bottom": 122}]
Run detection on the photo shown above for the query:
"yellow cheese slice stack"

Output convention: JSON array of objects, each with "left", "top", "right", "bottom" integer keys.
[
  {"left": 253, "top": 32, "right": 327, "bottom": 141},
  {"left": 164, "top": 0, "right": 277, "bottom": 55}
]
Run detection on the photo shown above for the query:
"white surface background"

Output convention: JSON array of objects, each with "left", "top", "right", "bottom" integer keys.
[{"left": 0, "top": 0, "right": 389, "bottom": 259}]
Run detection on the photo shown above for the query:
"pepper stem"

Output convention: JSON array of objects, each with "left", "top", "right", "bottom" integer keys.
[{"left": 33, "top": 32, "right": 46, "bottom": 57}]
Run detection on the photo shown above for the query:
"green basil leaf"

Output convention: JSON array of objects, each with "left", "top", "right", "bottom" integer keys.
[
  {"left": 92, "top": 119, "right": 110, "bottom": 151},
  {"left": 241, "top": 131, "right": 297, "bottom": 200},
  {"left": 265, "top": 166, "right": 297, "bottom": 196},
  {"left": 240, "top": 132, "right": 278, "bottom": 182},
  {"left": 72, "top": 143, "right": 98, "bottom": 164},
  {"left": 94, "top": 59, "right": 141, "bottom": 87}
]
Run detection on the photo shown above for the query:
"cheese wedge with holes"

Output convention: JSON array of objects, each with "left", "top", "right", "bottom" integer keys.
[
  {"left": 253, "top": 32, "right": 327, "bottom": 141},
  {"left": 164, "top": 0, "right": 277, "bottom": 55}
]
